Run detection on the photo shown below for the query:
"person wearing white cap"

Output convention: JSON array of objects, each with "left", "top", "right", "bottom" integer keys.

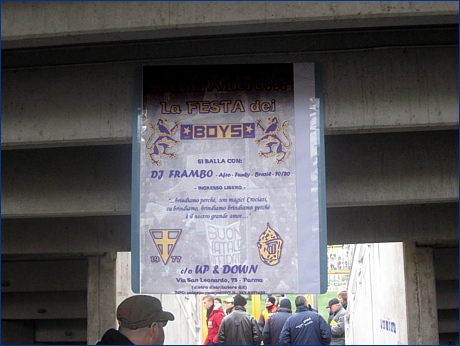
[{"left": 223, "top": 297, "right": 234, "bottom": 315}]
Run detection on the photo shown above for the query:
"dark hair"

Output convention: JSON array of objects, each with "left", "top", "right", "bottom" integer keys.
[
  {"left": 267, "top": 296, "right": 276, "bottom": 305},
  {"left": 203, "top": 295, "right": 214, "bottom": 303},
  {"left": 295, "top": 295, "right": 307, "bottom": 307},
  {"left": 214, "top": 297, "right": 222, "bottom": 303}
]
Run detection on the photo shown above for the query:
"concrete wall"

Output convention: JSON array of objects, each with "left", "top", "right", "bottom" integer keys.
[
  {"left": 2, "top": 2, "right": 457, "bottom": 49},
  {"left": 1, "top": 2, "right": 458, "bottom": 344},
  {"left": 434, "top": 247, "right": 459, "bottom": 344},
  {"left": 2, "top": 258, "right": 89, "bottom": 344},
  {"left": 3, "top": 46, "right": 458, "bottom": 149},
  {"left": 404, "top": 243, "right": 440, "bottom": 344}
]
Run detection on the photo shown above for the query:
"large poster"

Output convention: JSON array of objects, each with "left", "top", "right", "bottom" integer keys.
[{"left": 132, "top": 63, "right": 327, "bottom": 294}]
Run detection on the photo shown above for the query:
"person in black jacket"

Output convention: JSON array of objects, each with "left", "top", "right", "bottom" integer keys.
[
  {"left": 97, "top": 295, "right": 175, "bottom": 345},
  {"left": 218, "top": 294, "right": 262, "bottom": 344},
  {"left": 263, "top": 297, "right": 292, "bottom": 344}
]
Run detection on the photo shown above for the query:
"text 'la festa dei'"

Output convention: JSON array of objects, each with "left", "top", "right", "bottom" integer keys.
[{"left": 160, "top": 99, "right": 276, "bottom": 115}]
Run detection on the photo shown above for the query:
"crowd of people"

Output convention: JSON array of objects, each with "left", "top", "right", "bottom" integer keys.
[{"left": 96, "top": 290, "right": 348, "bottom": 345}]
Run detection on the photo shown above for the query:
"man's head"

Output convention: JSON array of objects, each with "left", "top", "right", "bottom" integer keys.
[
  {"left": 203, "top": 295, "right": 214, "bottom": 311},
  {"left": 214, "top": 297, "right": 222, "bottom": 306},
  {"left": 294, "top": 295, "right": 308, "bottom": 308},
  {"left": 338, "top": 290, "right": 347, "bottom": 303},
  {"left": 327, "top": 298, "right": 341, "bottom": 313},
  {"left": 117, "top": 295, "right": 175, "bottom": 345},
  {"left": 279, "top": 297, "right": 292, "bottom": 310},
  {"left": 266, "top": 296, "right": 276, "bottom": 308},
  {"left": 224, "top": 297, "right": 234, "bottom": 309},
  {"left": 233, "top": 294, "right": 247, "bottom": 308}
]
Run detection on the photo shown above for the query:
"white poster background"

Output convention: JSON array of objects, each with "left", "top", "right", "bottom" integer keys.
[{"left": 133, "top": 63, "right": 325, "bottom": 294}]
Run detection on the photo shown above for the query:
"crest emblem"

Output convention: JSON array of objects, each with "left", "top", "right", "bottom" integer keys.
[
  {"left": 149, "top": 229, "right": 182, "bottom": 264},
  {"left": 254, "top": 116, "right": 291, "bottom": 164},
  {"left": 257, "top": 223, "right": 283, "bottom": 266},
  {"left": 146, "top": 118, "right": 181, "bottom": 166}
]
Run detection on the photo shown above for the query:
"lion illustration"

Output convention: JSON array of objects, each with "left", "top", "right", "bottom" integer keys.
[
  {"left": 254, "top": 116, "right": 291, "bottom": 164},
  {"left": 145, "top": 118, "right": 181, "bottom": 166}
]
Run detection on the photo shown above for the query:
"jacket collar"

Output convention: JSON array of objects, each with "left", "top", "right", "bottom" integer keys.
[
  {"left": 277, "top": 307, "right": 292, "bottom": 313},
  {"left": 295, "top": 305, "right": 309, "bottom": 313}
]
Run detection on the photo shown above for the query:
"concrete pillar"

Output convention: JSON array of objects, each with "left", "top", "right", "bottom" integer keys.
[
  {"left": 87, "top": 253, "right": 117, "bottom": 344},
  {"left": 1, "top": 320, "right": 34, "bottom": 344},
  {"left": 404, "top": 243, "right": 439, "bottom": 344}
]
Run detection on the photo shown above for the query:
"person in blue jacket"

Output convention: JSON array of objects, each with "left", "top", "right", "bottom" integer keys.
[
  {"left": 263, "top": 297, "right": 293, "bottom": 344},
  {"left": 278, "top": 295, "right": 331, "bottom": 345}
]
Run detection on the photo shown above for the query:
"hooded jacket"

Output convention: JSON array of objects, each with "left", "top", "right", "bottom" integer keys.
[
  {"left": 278, "top": 306, "right": 331, "bottom": 345},
  {"left": 204, "top": 304, "right": 225, "bottom": 345},
  {"left": 262, "top": 307, "right": 292, "bottom": 344},
  {"left": 218, "top": 306, "right": 262, "bottom": 344}
]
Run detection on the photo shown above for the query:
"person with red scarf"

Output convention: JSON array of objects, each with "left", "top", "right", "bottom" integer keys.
[{"left": 258, "top": 296, "right": 278, "bottom": 333}]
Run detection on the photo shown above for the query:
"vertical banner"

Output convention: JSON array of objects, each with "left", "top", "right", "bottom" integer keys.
[{"left": 132, "top": 63, "right": 327, "bottom": 294}]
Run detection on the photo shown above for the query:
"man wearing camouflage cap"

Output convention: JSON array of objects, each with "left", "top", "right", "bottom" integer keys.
[{"left": 97, "top": 295, "right": 175, "bottom": 344}]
